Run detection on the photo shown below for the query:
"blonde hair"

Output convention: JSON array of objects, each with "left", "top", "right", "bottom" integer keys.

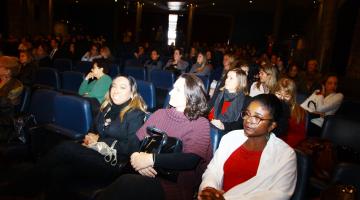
[
  {"left": 221, "top": 68, "right": 248, "bottom": 95},
  {"left": 100, "top": 76, "right": 147, "bottom": 121},
  {"left": 274, "top": 78, "right": 305, "bottom": 123},
  {"left": 256, "top": 64, "right": 278, "bottom": 93},
  {"left": 223, "top": 54, "right": 237, "bottom": 72}
]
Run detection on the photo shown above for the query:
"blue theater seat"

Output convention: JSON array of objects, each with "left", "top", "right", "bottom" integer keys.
[
  {"left": 53, "top": 58, "right": 72, "bottom": 72},
  {"left": 136, "top": 80, "right": 156, "bottom": 111},
  {"left": 28, "top": 89, "right": 60, "bottom": 124},
  {"left": 291, "top": 150, "right": 310, "bottom": 200},
  {"left": 124, "top": 58, "right": 143, "bottom": 68},
  {"left": 47, "top": 94, "right": 92, "bottom": 140},
  {"left": 196, "top": 75, "right": 210, "bottom": 92},
  {"left": 309, "top": 115, "right": 360, "bottom": 192},
  {"left": 74, "top": 61, "right": 93, "bottom": 74},
  {"left": 210, "top": 126, "right": 224, "bottom": 155},
  {"left": 60, "top": 71, "right": 85, "bottom": 94},
  {"left": 150, "top": 69, "right": 175, "bottom": 90},
  {"left": 33, "top": 67, "right": 60, "bottom": 90},
  {"left": 15, "top": 85, "right": 31, "bottom": 113},
  {"left": 109, "top": 63, "right": 120, "bottom": 78},
  {"left": 124, "top": 66, "right": 147, "bottom": 80}
]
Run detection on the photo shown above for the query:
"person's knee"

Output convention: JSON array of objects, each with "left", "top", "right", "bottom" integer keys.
[{"left": 96, "top": 174, "right": 164, "bottom": 200}]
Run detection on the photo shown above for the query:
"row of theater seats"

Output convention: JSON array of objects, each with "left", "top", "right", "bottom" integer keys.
[{"left": 51, "top": 59, "right": 212, "bottom": 88}]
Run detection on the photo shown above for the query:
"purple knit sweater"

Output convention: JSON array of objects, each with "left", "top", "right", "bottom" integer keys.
[{"left": 136, "top": 108, "right": 212, "bottom": 200}]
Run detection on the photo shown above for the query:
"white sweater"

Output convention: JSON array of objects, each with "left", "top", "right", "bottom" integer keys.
[{"left": 200, "top": 130, "right": 297, "bottom": 200}]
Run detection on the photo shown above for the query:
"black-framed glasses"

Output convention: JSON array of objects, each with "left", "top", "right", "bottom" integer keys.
[{"left": 241, "top": 111, "right": 273, "bottom": 125}]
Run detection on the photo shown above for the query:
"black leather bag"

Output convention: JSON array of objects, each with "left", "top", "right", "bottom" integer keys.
[
  {"left": 139, "top": 126, "right": 182, "bottom": 182},
  {"left": 10, "top": 114, "right": 37, "bottom": 143}
]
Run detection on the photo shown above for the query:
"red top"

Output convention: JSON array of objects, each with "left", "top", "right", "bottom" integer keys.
[
  {"left": 208, "top": 101, "right": 231, "bottom": 121},
  {"left": 281, "top": 117, "right": 306, "bottom": 147},
  {"left": 223, "top": 145, "right": 263, "bottom": 192}
]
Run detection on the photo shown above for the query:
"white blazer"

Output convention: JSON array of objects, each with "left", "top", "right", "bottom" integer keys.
[{"left": 200, "top": 130, "right": 297, "bottom": 200}]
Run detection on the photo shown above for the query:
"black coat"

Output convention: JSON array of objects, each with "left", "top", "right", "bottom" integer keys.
[{"left": 96, "top": 107, "right": 145, "bottom": 160}]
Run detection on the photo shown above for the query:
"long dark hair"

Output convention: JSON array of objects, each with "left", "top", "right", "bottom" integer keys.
[{"left": 180, "top": 73, "right": 208, "bottom": 120}]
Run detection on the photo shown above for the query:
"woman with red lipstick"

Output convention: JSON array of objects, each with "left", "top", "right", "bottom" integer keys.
[{"left": 198, "top": 94, "right": 297, "bottom": 200}]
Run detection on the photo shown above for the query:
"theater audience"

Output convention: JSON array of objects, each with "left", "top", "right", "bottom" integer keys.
[
  {"left": 190, "top": 51, "right": 212, "bottom": 76},
  {"left": 95, "top": 73, "right": 211, "bottom": 200},
  {"left": 78, "top": 58, "right": 112, "bottom": 104},
  {"left": 198, "top": 94, "right": 297, "bottom": 200},
  {"left": 209, "top": 68, "right": 248, "bottom": 130},
  {"left": 249, "top": 64, "right": 278, "bottom": 97},
  {"left": 0, "top": 76, "right": 147, "bottom": 199}
]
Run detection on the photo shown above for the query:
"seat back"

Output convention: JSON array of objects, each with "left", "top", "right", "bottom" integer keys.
[
  {"left": 53, "top": 58, "right": 72, "bottom": 72},
  {"left": 163, "top": 92, "right": 171, "bottom": 108},
  {"left": 136, "top": 80, "right": 156, "bottom": 110},
  {"left": 336, "top": 99, "right": 360, "bottom": 119},
  {"left": 321, "top": 115, "right": 360, "bottom": 152},
  {"left": 15, "top": 85, "right": 31, "bottom": 113},
  {"left": 150, "top": 69, "right": 176, "bottom": 90},
  {"left": 124, "top": 58, "right": 143, "bottom": 68},
  {"left": 75, "top": 61, "right": 93, "bottom": 74},
  {"left": 109, "top": 63, "right": 120, "bottom": 78},
  {"left": 28, "top": 89, "right": 59, "bottom": 124},
  {"left": 61, "top": 71, "right": 84, "bottom": 93},
  {"left": 291, "top": 149, "right": 310, "bottom": 200},
  {"left": 196, "top": 75, "right": 210, "bottom": 92},
  {"left": 210, "top": 126, "right": 224, "bottom": 156},
  {"left": 53, "top": 94, "right": 92, "bottom": 139},
  {"left": 34, "top": 67, "right": 60, "bottom": 90},
  {"left": 124, "top": 66, "right": 147, "bottom": 80}
]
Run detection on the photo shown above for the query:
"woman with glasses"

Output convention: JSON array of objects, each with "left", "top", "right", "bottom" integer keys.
[
  {"left": 274, "top": 78, "right": 306, "bottom": 147},
  {"left": 249, "top": 64, "right": 278, "bottom": 97},
  {"left": 198, "top": 94, "right": 297, "bottom": 200},
  {"left": 1, "top": 76, "right": 147, "bottom": 199}
]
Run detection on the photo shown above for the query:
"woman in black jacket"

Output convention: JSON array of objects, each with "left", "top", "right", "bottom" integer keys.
[{"left": 208, "top": 68, "right": 248, "bottom": 130}]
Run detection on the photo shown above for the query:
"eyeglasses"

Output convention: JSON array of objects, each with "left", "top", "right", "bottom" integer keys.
[{"left": 241, "top": 111, "right": 273, "bottom": 125}]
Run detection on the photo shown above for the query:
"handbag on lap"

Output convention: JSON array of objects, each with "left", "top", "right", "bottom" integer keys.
[{"left": 139, "top": 126, "right": 182, "bottom": 182}]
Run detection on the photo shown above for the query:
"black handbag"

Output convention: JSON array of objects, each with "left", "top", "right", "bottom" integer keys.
[
  {"left": 139, "top": 126, "right": 183, "bottom": 182},
  {"left": 10, "top": 114, "right": 37, "bottom": 143}
]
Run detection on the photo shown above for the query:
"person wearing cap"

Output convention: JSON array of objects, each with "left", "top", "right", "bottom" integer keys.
[{"left": 0, "top": 56, "right": 23, "bottom": 139}]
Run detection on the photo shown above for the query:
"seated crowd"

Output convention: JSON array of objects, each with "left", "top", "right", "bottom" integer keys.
[{"left": 0, "top": 34, "right": 349, "bottom": 200}]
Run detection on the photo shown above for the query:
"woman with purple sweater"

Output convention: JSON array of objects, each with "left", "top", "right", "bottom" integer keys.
[{"left": 96, "top": 74, "right": 212, "bottom": 200}]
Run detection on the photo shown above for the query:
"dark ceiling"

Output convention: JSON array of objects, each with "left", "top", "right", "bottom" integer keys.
[{"left": 56, "top": 0, "right": 316, "bottom": 15}]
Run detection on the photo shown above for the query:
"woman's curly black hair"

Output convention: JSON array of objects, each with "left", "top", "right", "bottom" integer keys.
[{"left": 180, "top": 73, "right": 208, "bottom": 120}]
